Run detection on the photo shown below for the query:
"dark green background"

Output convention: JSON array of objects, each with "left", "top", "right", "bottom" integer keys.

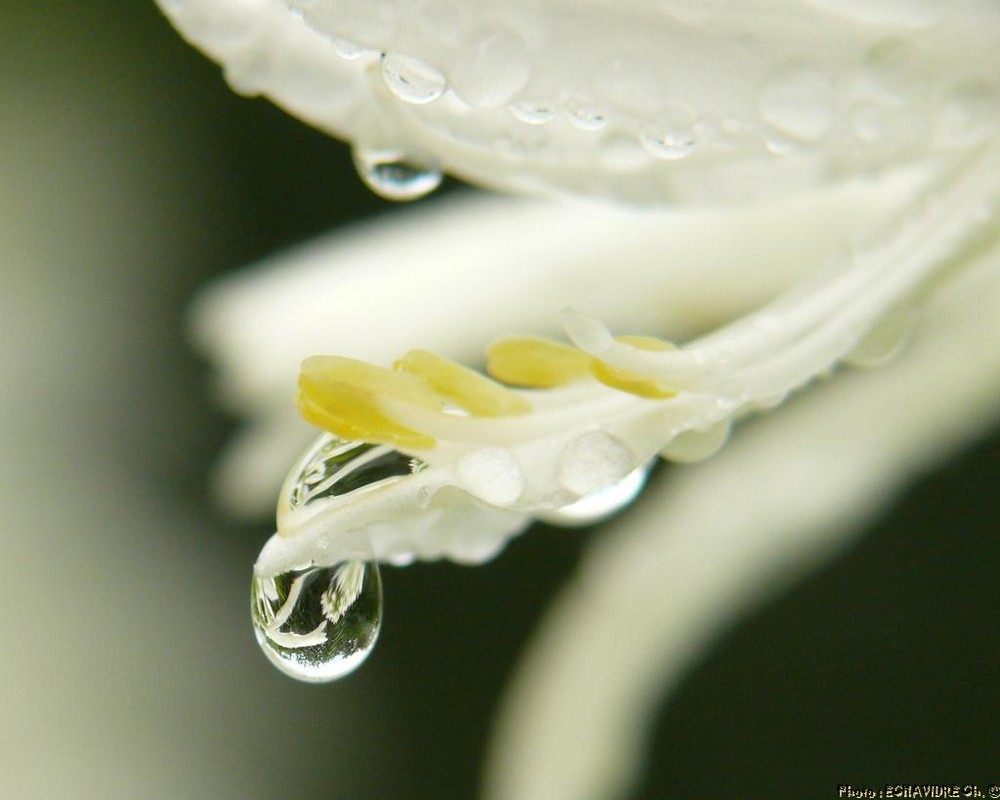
[{"left": 4, "top": 3, "right": 998, "bottom": 798}]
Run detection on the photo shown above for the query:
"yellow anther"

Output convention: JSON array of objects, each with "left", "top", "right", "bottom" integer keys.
[
  {"left": 486, "top": 336, "right": 594, "bottom": 388},
  {"left": 394, "top": 349, "right": 531, "bottom": 417},
  {"left": 297, "top": 356, "right": 439, "bottom": 449},
  {"left": 614, "top": 335, "right": 675, "bottom": 352},
  {"left": 590, "top": 335, "right": 679, "bottom": 400}
]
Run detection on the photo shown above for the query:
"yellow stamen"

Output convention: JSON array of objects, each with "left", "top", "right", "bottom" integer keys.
[
  {"left": 394, "top": 349, "right": 531, "bottom": 417},
  {"left": 590, "top": 335, "right": 679, "bottom": 400},
  {"left": 487, "top": 336, "right": 593, "bottom": 388},
  {"left": 614, "top": 335, "right": 676, "bottom": 352},
  {"left": 297, "top": 356, "right": 439, "bottom": 448}
]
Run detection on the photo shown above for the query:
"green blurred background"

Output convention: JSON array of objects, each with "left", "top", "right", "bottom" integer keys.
[{"left": 2, "top": 3, "right": 998, "bottom": 798}]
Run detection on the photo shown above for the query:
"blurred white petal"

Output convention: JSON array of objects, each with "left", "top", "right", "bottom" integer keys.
[{"left": 483, "top": 247, "right": 1000, "bottom": 800}]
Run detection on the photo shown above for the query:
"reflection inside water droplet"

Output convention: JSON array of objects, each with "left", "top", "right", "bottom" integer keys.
[
  {"left": 283, "top": 434, "right": 425, "bottom": 518},
  {"left": 540, "top": 462, "right": 651, "bottom": 527},
  {"left": 252, "top": 561, "right": 383, "bottom": 682},
  {"left": 352, "top": 145, "right": 443, "bottom": 201}
]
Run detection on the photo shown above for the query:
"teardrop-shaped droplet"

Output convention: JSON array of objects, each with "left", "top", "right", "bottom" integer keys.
[
  {"left": 352, "top": 145, "right": 443, "bottom": 201},
  {"left": 540, "top": 462, "right": 651, "bottom": 527},
  {"left": 282, "top": 433, "right": 426, "bottom": 518},
  {"left": 251, "top": 561, "right": 383, "bottom": 682}
]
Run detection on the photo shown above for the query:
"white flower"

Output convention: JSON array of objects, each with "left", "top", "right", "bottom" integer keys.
[{"left": 157, "top": 0, "right": 999, "bottom": 797}]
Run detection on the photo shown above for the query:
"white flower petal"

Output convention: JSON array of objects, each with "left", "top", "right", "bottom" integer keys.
[
  {"left": 193, "top": 174, "right": 925, "bottom": 516},
  {"left": 483, "top": 245, "right": 1000, "bottom": 800},
  {"left": 156, "top": 0, "right": 999, "bottom": 203}
]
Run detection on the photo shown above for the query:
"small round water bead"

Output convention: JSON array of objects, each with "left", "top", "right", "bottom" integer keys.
[{"left": 252, "top": 561, "right": 383, "bottom": 683}]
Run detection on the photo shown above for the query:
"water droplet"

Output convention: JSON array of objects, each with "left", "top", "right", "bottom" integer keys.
[
  {"left": 332, "top": 37, "right": 373, "bottom": 61},
  {"left": 660, "top": 420, "right": 731, "bottom": 463},
  {"left": 764, "top": 135, "right": 799, "bottom": 156},
  {"left": 758, "top": 66, "right": 835, "bottom": 141},
  {"left": 451, "top": 27, "right": 531, "bottom": 108},
  {"left": 457, "top": 447, "right": 524, "bottom": 506},
  {"left": 843, "top": 307, "right": 915, "bottom": 368},
  {"left": 281, "top": 434, "right": 427, "bottom": 520},
  {"left": 640, "top": 123, "right": 696, "bottom": 161},
  {"left": 565, "top": 98, "right": 608, "bottom": 131},
  {"left": 252, "top": 561, "right": 382, "bottom": 682},
  {"left": 557, "top": 431, "right": 635, "bottom": 496},
  {"left": 380, "top": 52, "right": 447, "bottom": 105},
  {"left": 540, "top": 463, "right": 651, "bottom": 527},
  {"left": 352, "top": 145, "right": 443, "bottom": 201},
  {"left": 508, "top": 98, "right": 557, "bottom": 125}
]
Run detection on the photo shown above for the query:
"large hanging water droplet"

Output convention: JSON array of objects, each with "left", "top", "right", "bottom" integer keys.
[
  {"left": 540, "top": 463, "right": 651, "bottom": 527},
  {"left": 352, "top": 145, "right": 443, "bottom": 201},
  {"left": 251, "top": 561, "right": 383, "bottom": 682}
]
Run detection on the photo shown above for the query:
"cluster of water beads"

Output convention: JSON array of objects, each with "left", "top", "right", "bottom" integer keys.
[{"left": 252, "top": 431, "right": 662, "bottom": 681}]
